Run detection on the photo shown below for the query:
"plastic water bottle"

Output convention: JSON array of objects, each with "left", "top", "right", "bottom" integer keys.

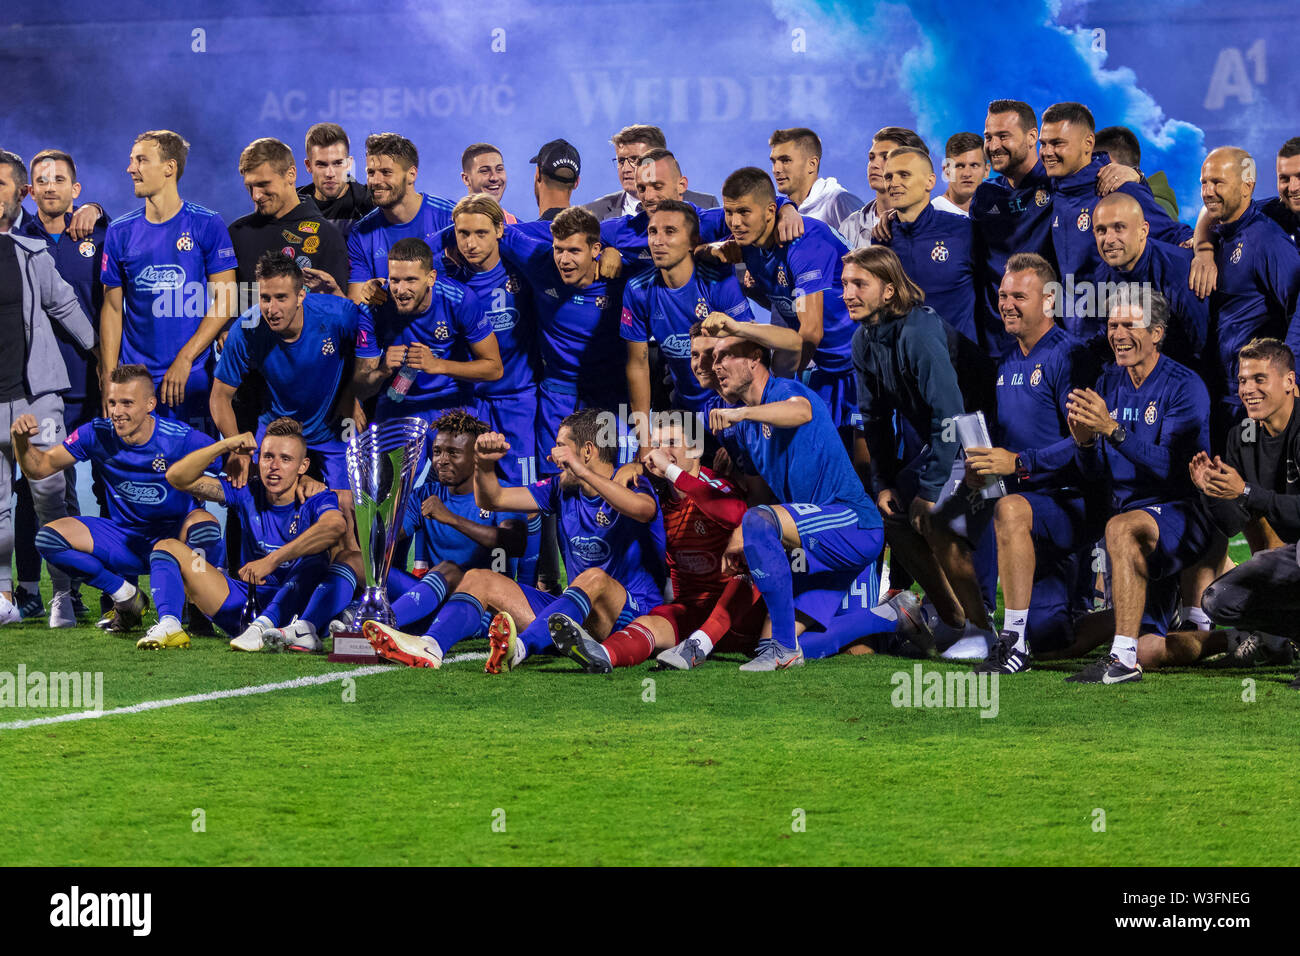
[
  {"left": 240, "top": 580, "right": 261, "bottom": 631},
  {"left": 387, "top": 365, "right": 418, "bottom": 403}
]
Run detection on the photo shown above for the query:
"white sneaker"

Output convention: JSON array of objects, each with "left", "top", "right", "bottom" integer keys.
[
  {"left": 266, "top": 618, "right": 322, "bottom": 653},
  {"left": 230, "top": 622, "right": 266, "bottom": 652},
  {"left": 0, "top": 597, "right": 21, "bottom": 625},
  {"left": 48, "top": 591, "right": 77, "bottom": 629},
  {"left": 941, "top": 623, "right": 995, "bottom": 660}
]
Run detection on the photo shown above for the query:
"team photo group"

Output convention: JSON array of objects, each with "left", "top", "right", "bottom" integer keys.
[{"left": 3, "top": 92, "right": 1299, "bottom": 688}]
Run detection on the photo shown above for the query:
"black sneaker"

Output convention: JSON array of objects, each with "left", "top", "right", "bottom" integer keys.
[
  {"left": 974, "top": 630, "right": 1032, "bottom": 674},
  {"left": 1066, "top": 653, "right": 1142, "bottom": 684},
  {"left": 106, "top": 589, "right": 150, "bottom": 634},
  {"left": 548, "top": 613, "right": 612, "bottom": 673},
  {"left": 185, "top": 602, "right": 216, "bottom": 637},
  {"left": 13, "top": 585, "right": 44, "bottom": 620}
]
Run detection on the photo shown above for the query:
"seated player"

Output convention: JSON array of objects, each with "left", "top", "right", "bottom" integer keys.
[
  {"left": 548, "top": 414, "right": 762, "bottom": 672},
  {"left": 707, "top": 333, "right": 887, "bottom": 670},
  {"left": 151, "top": 418, "right": 353, "bottom": 651},
  {"left": 362, "top": 408, "right": 665, "bottom": 670},
  {"left": 382, "top": 410, "right": 527, "bottom": 631},
  {"left": 352, "top": 237, "right": 502, "bottom": 428},
  {"left": 19, "top": 365, "right": 222, "bottom": 639},
  {"left": 212, "top": 251, "right": 362, "bottom": 499},
  {"left": 1194, "top": 338, "right": 1300, "bottom": 679},
  {"left": 1064, "top": 290, "right": 1227, "bottom": 683}
]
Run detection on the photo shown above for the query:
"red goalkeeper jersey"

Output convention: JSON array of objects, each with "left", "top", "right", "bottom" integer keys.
[{"left": 662, "top": 465, "right": 748, "bottom": 605}]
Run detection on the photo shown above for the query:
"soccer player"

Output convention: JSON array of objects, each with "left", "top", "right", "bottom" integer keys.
[
  {"left": 959, "top": 254, "right": 1101, "bottom": 672},
  {"left": 230, "top": 137, "right": 349, "bottom": 291},
  {"left": 346, "top": 133, "right": 456, "bottom": 302},
  {"left": 298, "top": 123, "right": 374, "bottom": 236},
  {"left": 352, "top": 238, "right": 501, "bottom": 427},
  {"left": 100, "top": 130, "right": 238, "bottom": 429},
  {"left": 211, "top": 252, "right": 361, "bottom": 496},
  {"left": 720, "top": 167, "right": 857, "bottom": 430},
  {"left": 840, "top": 126, "right": 928, "bottom": 248},
  {"left": 768, "top": 127, "right": 863, "bottom": 233},
  {"left": 1093, "top": 191, "right": 1207, "bottom": 366},
  {"left": 1263, "top": 137, "right": 1300, "bottom": 248},
  {"left": 1195, "top": 340, "right": 1300, "bottom": 680},
  {"left": 152, "top": 418, "right": 351, "bottom": 652},
  {"left": 460, "top": 143, "right": 515, "bottom": 224},
  {"left": 1064, "top": 291, "right": 1225, "bottom": 683},
  {"left": 706, "top": 332, "right": 885, "bottom": 670},
  {"left": 582, "top": 125, "right": 717, "bottom": 221},
  {"left": 21, "top": 365, "right": 221, "bottom": 638},
  {"left": 932, "top": 132, "right": 987, "bottom": 216},
  {"left": 845, "top": 245, "right": 997, "bottom": 657},
  {"left": 363, "top": 408, "right": 665, "bottom": 671}
]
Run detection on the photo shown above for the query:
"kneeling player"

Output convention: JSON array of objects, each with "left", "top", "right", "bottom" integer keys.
[
  {"left": 18, "top": 365, "right": 222, "bottom": 641},
  {"left": 150, "top": 419, "right": 352, "bottom": 650},
  {"left": 363, "top": 408, "right": 664, "bottom": 670}
]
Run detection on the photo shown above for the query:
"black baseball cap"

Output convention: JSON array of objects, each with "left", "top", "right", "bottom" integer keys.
[{"left": 530, "top": 139, "right": 581, "bottom": 184}]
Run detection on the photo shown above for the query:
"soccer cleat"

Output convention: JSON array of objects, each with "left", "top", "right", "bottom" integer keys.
[
  {"left": 485, "top": 611, "right": 520, "bottom": 674},
  {"left": 328, "top": 600, "right": 363, "bottom": 635},
  {"left": 940, "top": 623, "right": 993, "bottom": 661},
  {"left": 362, "top": 620, "right": 442, "bottom": 668},
  {"left": 974, "top": 630, "right": 1031, "bottom": 674},
  {"left": 106, "top": 589, "right": 150, "bottom": 634},
  {"left": 0, "top": 596, "right": 21, "bottom": 626},
  {"left": 270, "top": 618, "right": 323, "bottom": 653},
  {"left": 655, "top": 636, "right": 710, "bottom": 671},
  {"left": 1065, "top": 654, "right": 1143, "bottom": 684},
  {"left": 1223, "top": 630, "right": 1296, "bottom": 667},
  {"left": 96, "top": 607, "right": 116, "bottom": 630},
  {"left": 548, "top": 613, "right": 612, "bottom": 673},
  {"left": 70, "top": 589, "right": 90, "bottom": 622},
  {"left": 887, "top": 590, "right": 935, "bottom": 654},
  {"left": 738, "top": 638, "right": 805, "bottom": 671},
  {"left": 136, "top": 621, "right": 191, "bottom": 650},
  {"left": 229, "top": 623, "right": 267, "bottom": 652},
  {"left": 14, "top": 585, "right": 44, "bottom": 620},
  {"left": 48, "top": 591, "right": 77, "bottom": 629}
]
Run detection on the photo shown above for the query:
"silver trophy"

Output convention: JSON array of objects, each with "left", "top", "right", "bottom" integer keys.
[{"left": 328, "top": 417, "right": 429, "bottom": 662}]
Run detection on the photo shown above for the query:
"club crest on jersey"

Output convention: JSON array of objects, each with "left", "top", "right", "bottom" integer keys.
[
  {"left": 1230, "top": 242, "right": 1244, "bottom": 265},
  {"left": 761, "top": 423, "right": 772, "bottom": 439},
  {"left": 1144, "top": 402, "right": 1158, "bottom": 425},
  {"left": 298, "top": 220, "right": 320, "bottom": 235},
  {"left": 930, "top": 241, "right": 949, "bottom": 263},
  {"left": 504, "top": 274, "right": 520, "bottom": 294},
  {"left": 1077, "top": 209, "right": 1091, "bottom": 232},
  {"left": 478, "top": 508, "right": 491, "bottom": 521},
  {"left": 695, "top": 299, "right": 710, "bottom": 319},
  {"left": 594, "top": 295, "right": 609, "bottom": 309},
  {"left": 1034, "top": 189, "right": 1049, "bottom": 207},
  {"left": 596, "top": 509, "right": 611, "bottom": 526},
  {"left": 152, "top": 455, "right": 167, "bottom": 472},
  {"left": 1030, "top": 365, "right": 1043, "bottom": 387},
  {"left": 434, "top": 323, "right": 450, "bottom": 340},
  {"left": 303, "top": 236, "right": 320, "bottom": 254},
  {"left": 776, "top": 265, "right": 789, "bottom": 287},
  {"left": 281, "top": 230, "right": 302, "bottom": 246},
  {"left": 176, "top": 232, "right": 194, "bottom": 252},
  {"left": 321, "top": 337, "right": 336, "bottom": 356},
  {"left": 694, "top": 519, "right": 707, "bottom": 535},
  {"left": 288, "top": 516, "right": 300, "bottom": 536},
  {"left": 78, "top": 240, "right": 95, "bottom": 258}
]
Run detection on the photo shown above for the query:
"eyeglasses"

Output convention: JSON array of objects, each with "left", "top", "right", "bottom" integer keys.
[{"left": 613, "top": 156, "right": 647, "bottom": 168}]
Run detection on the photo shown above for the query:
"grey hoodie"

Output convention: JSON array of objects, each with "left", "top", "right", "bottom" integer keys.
[{"left": 5, "top": 232, "right": 95, "bottom": 399}]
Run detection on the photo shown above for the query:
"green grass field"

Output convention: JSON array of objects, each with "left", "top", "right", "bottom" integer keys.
[{"left": 3, "top": 564, "right": 1298, "bottom": 867}]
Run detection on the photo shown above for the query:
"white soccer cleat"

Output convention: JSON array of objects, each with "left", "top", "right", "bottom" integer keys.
[
  {"left": 48, "top": 591, "right": 77, "bottom": 629},
  {"left": 230, "top": 622, "right": 266, "bottom": 652},
  {"left": 0, "top": 596, "right": 21, "bottom": 626},
  {"left": 941, "top": 623, "right": 995, "bottom": 661},
  {"left": 266, "top": 618, "right": 322, "bottom": 653}
]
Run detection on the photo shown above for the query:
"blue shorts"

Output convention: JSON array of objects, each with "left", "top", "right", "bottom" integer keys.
[
  {"left": 1139, "top": 576, "right": 1182, "bottom": 639},
  {"left": 1140, "top": 500, "right": 1220, "bottom": 581},
  {"left": 518, "top": 581, "right": 649, "bottom": 632},
  {"left": 537, "top": 383, "right": 632, "bottom": 476},
  {"left": 802, "top": 367, "right": 857, "bottom": 431},
  {"left": 475, "top": 387, "right": 539, "bottom": 485},
  {"left": 80, "top": 515, "right": 179, "bottom": 577},
  {"left": 154, "top": 362, "right": 215, "bottom": 435},
  {"left": 253, "top": 421, "right": 349, "bottom": 490},
  {"left": 786, "top": 504, "right": 884, "bottom": 627},
  {"left": 212, "top": 569, "right": 325, "bottom": 636}
]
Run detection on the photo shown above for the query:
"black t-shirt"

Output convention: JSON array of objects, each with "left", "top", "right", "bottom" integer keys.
[
  {"left": 228, "top": 195, "right": 350, "bottom": 289},
  {"left": 0, "top": 235, "right": 29, "bottom": 401},
  {"left": 1257, "top": 427, "right": 1287, "bottom": 493},
  {"left": 295, "top": 180, "right": 374, "bottom": 237}
]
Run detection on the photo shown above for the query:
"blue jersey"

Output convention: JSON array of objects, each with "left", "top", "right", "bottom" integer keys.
[
  {"left": 993, "top": 325, "right": 1097, "bottom": 491},
  {"left": 1096, "top": 237, "right": 1208, "bottom": 365},
  {"left": 498, "top": 226, "right": 627, "bottom": 393},
  {"left": 100, "top": 201, "right": 237, "bottom": 380},
  {"left": 1077, "top": 355, "right": 1210, "bottom": 513},
  {"left": 1210, "top": 201, "right": 1300, "bottom": 401},
  {"left": 219, "top": 478, "right": 338, "bottom": 588},
  {"left": 734, "top": 376, "right": 880, "bottom": 529},
  {"left": 525, "top": 474, "right": 666, "bottom": 606},
  {"left": 1261, "top": 196, "right": 1300, "bottom": 250},
  {"left": 599, "top": 201, "right": 732, "bottom": 280},
  {"left": 216, "top": 292, "right": 361, "bottom": 446},
  {"left": 620, "top": 262, "right": 752, "bottom": 412},
  {"left": 881, "top": 203, "right": 977, "bottom": 345},
  {"left": 442, "top": 258, "right": 539, "bottom": 396},
  {"left": 740, "top": 218, "right": 854, "bottom": 374},
  {"left": 347, "top": 193, "right": 457, "bottom": 283},
  {"left": 357, "top": 278, "right": 493, "bottom": 415},
  {"left": 401, "top": 480, "right": 524, "bottom": 570},
  {"left": 63, "top": 416, "right": 211, "bottom": 535}
]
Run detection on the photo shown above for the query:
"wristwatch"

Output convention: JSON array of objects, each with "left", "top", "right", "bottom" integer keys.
[
  {"left": 1106, "top": 424, "right": 1127, "bottom": 446},
  {"left": 1240, "top": 483, "right": 1252, "bottom": 501}
]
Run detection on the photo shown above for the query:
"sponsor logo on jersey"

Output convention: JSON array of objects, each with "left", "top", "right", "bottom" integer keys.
[
  {"left": 930, "top": 241, "right": 949, "bottom": 263},
  {"left": 487, "top": 308, "right": 518, "bottom": 332},
  {"left": 675, "top": 549, "right": 718, "bottom": 575},
  {"left": 176, "top": 232, "right": 194, "bottom": 252},
  {"left": 302, "top": 236, "right": 320, "bottom": 254},
  {"left": 134, "top": 264, "right": 185, "bottom": 292},
  {"left": 1076, "top": 209, "right": 1091, "bottom": 232},
  {"left": 996, "top": 373, "right": 1005, "bottom": 386},
  {"left": 281, "top": 230, "right": 302, "bottom": 245},
  {"left": 78, "top": 240, "right": 95, "bottom": 258},
  {"left": 570, "top": 535, "right": 611, "bottom": 563},
  {"left": 544, "top": 287, "right": 559, "bottom": 298},
  {"left": 1144, "top": 402, "right": 1158, "bottom": 425},
  {"left": 117, "top": 480, "right": 167, "bottom": 504},
  {"left": 1030, "top": 366, "right": 1043, "bottom": 387},
  {"left": 660, "top": 332, "right": 691, "bottom": 358},
  {"left": 321, "top": 337, "right": 336, "bottom": 356},
  {"left": 1230, "top": 242, "right": 1244, "bottom": 265},
  {"left": 298, "top": 220, "right": 320, "bottom": 234}
]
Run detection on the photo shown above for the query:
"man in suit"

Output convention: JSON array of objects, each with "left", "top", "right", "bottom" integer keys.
[{"left": 581, "top": 125, "right": 717, "bottom": 221}]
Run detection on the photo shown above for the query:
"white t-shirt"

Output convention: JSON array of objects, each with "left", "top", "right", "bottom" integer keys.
[
  {"left": 931, "top": 194, "right": 969, "bottom": 218},
  {"left": 797, "top": 177, "right": 866, "bottom": 235}
]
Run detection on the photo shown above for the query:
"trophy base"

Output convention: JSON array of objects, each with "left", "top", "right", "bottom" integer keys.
[{"left": 328, "top": 628, "right": 380, "bottom": 663}]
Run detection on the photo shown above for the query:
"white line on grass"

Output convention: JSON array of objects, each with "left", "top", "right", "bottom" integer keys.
[{"left": 0, "top": 652, "right": 488, "bottom": 731}]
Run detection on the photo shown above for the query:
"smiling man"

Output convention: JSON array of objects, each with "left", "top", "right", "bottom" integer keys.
[
  {"left": 459, "top": 143, "right": 515, "bottom": 224},
  {"left": 298, "top": 123, "right": 373, "bottom": 236},
  {"left": 769, "top": 127, "right": 863, "bottom": 234}
]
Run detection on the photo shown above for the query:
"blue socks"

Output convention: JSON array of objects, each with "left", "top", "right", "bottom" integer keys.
[
  {"left": 392, "top": 569, "right": 451, "bottom": 628},
  {"left": 147, "top": 549, "right": 187, "bottom": 620},
  {"left": 742, "top": 507, "right": 798, "bottom": 649},
  {"left": 519, "top": 585, "right": 591, "bottom": 655},
  {"left": 517, "top": 513, "right": 542, "bottom": 586},
  {"left": 301, "top": 562, "right": 358, "bottom": 632},
  {"left": 425, "top": 592, "right": 488, "bottom": 656},
  {"left": 185, "top": 519, "right": 225, "bottom": 572},
  {"left": 36, "top": 527, "right": 125, "bottom": 595}
]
